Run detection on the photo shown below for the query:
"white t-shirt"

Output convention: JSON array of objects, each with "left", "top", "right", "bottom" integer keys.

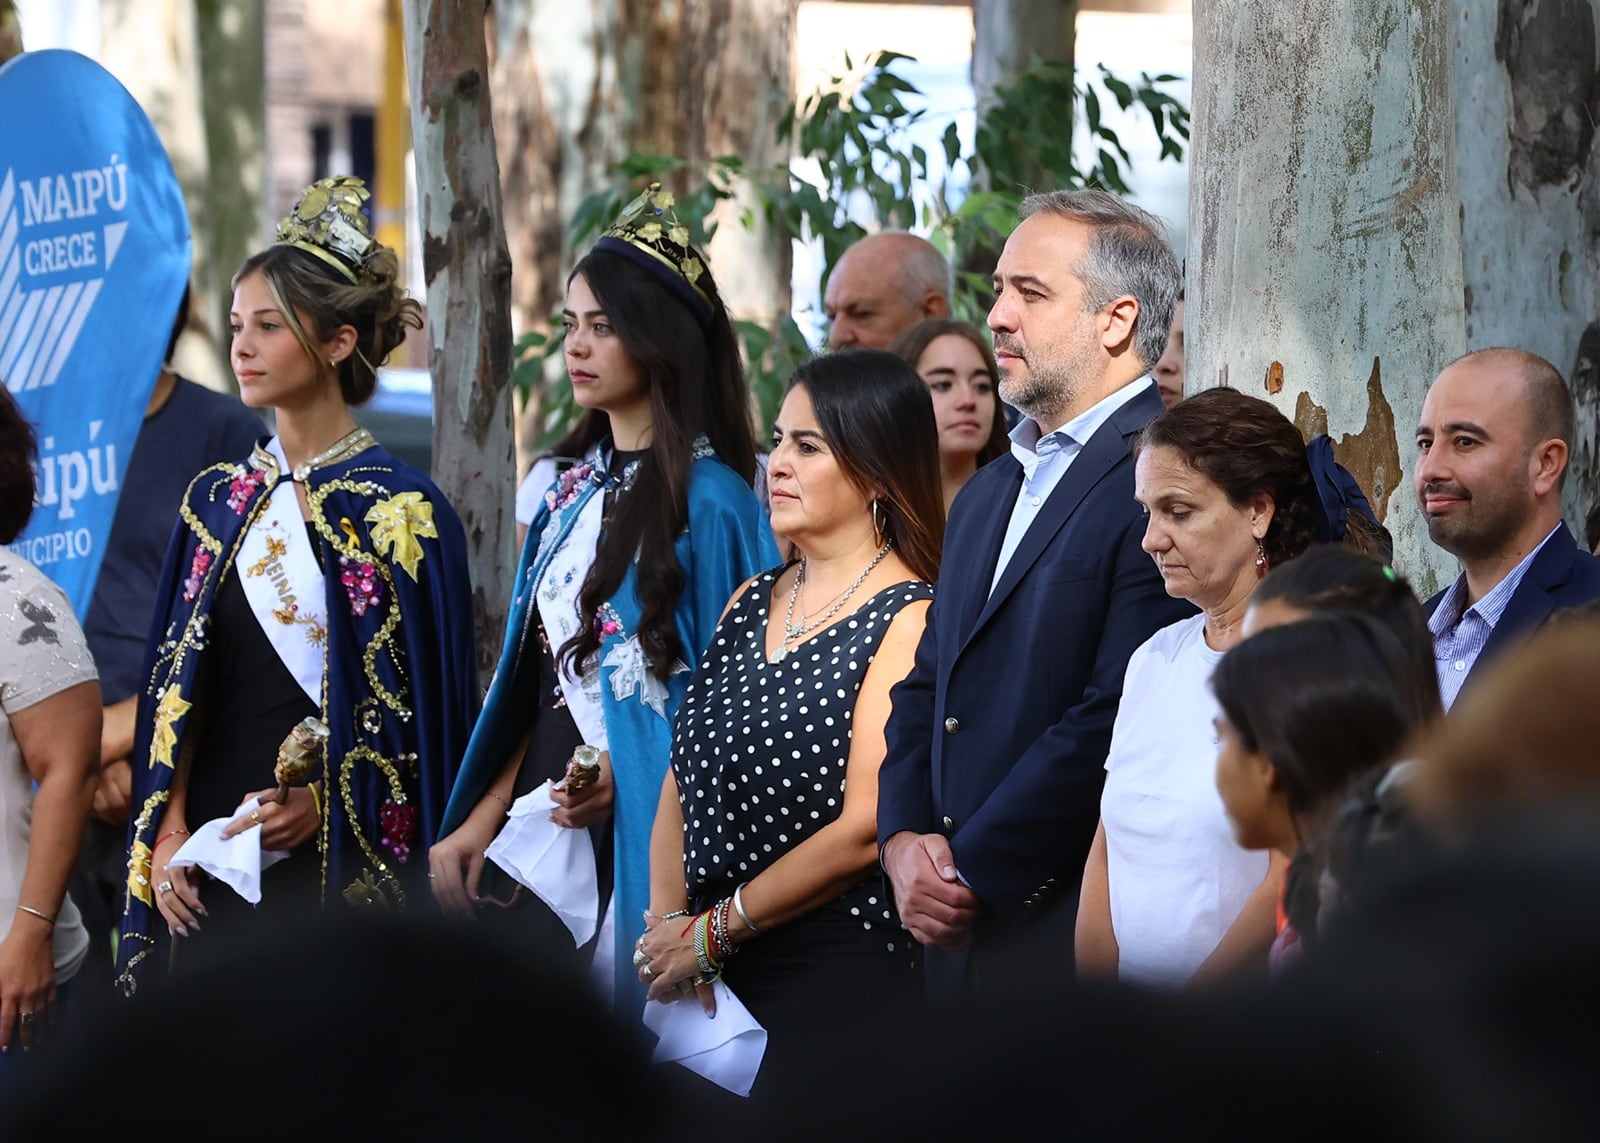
[
  {"left": 1101, "top": 613, "right": 1268, "bottom": 991},
  {"left": 513, "top": 456, "right": 561, "bottom": 528},
  {"left": 0, "top": 555, "right": 96, "bottom": 983}
]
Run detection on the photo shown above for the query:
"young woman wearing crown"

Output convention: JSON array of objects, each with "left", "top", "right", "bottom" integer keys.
[
  {"left": 429, "top": 185, "right": 776, "bottom": 1012},
  {"left": 115, "top": 177, "right": 480, "bottom": 993}
]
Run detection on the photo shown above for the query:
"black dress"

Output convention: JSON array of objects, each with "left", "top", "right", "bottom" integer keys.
[
  {"left": 179, "top": 530, "right": 322, "bottom": 943},
  {"left": 670, "top": 567, "right": 932, "bottom": 1076}
]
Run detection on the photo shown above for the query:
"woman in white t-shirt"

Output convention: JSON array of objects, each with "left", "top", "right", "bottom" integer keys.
[
  {"left": 0, "top": 386, "right": 100, "bottom": 1059},
  {"left": 1075, "top": 387, "right": 1323, "bottom": 992}
]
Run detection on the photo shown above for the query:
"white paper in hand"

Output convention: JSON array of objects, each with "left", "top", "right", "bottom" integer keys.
[
  {"left": 164, "top": 797, "right": 290, "bottom": 905},
  {"left": 483, "top": 780, "right": 599, "bottom": 946},
  {"left": 642, "top": 980, "right": 768, "bottom": 1098}
]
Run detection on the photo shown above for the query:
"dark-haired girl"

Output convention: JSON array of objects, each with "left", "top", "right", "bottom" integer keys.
[
  {"left": 1212, "top": 612, "right": 1435, "bottom": 972},
  {"left": 430, "top": 186, "right": 776, "bottom": 1013},
  {"left": 634, "top": 350, "right": 944, "bottom": 1090},
  {"left": 118, "top": 177, "right": 479, "bottom": 993}
]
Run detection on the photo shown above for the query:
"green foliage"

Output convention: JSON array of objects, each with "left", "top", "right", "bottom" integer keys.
[{"left": 514, "top": 50, "right": 1189, "bottom": 448}]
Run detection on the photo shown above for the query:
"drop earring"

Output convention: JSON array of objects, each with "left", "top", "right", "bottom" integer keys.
[{"left": 1255, "top": 538, "right": 1267, "bottom": 575}]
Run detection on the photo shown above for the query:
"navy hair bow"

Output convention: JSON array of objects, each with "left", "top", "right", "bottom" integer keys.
[{"left": 1306, "top": 434, "right": 1379, "bottom": 544}]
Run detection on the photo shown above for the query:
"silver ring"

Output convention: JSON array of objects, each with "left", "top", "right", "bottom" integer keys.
[
  {"left": 18, "top": 1012, "right": 33, "bottom": 1026},
  {"left": 641, "top": 963, "right": 655, "bottom": 980},
  {"left": 632, "top": 947, "right": 650, "bottom": 969},
  {"left": 158, "top": 880, "right": 174, "bottom": 894},
  {"left": 426, "top": 872, "right": 436, "bottom": 879}
]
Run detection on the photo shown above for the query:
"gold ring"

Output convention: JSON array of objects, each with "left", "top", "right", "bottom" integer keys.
[{"left": 250, "top": 809, "right": 263, "bottom": 824}]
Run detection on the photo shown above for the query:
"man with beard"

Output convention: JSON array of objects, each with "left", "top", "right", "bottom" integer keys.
[
  {"left": 877, "top": 189, "right": 1194, "bottom": 996},
  {"left": 1415, "top": 347, "right": 1600, "bottom": 710}
]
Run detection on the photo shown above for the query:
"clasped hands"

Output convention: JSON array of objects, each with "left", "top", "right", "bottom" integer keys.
[{"left": 881, "top": 831, "right": 981, "bottom": 951}]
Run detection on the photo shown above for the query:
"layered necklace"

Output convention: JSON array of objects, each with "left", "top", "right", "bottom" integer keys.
[{"left": 771, "top": 540, "right": 893, "bottom": 664}]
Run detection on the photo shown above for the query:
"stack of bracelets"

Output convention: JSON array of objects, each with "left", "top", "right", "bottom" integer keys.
[{"left": 689, "top": 882, "right": 763, "bottom": 985}]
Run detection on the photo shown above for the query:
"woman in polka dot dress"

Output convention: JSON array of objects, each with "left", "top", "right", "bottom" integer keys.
[{"left": 635, "top": 351, "right": 946, "bottom": 1086}]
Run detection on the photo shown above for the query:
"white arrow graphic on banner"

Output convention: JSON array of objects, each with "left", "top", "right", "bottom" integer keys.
[{"left": 0, "top": 169, "right": 109, "bottom": 394}]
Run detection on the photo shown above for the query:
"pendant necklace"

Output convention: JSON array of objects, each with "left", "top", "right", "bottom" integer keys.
[{"left": 771, "top": 540, "right": 892, "bottom": 663}]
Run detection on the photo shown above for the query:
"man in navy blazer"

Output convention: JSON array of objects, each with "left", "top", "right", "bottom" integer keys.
[
  {"left": 1417, "top": 347, "right": 1600, "bottom": 710},
  {"left": 877, "top": 190, "right": 1195, "bottom": 995}
]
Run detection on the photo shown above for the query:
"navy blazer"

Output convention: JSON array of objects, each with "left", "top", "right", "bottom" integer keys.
[
  {"left": 878, "top": 382, "right": 1195, "bottom": 929},
  {"left": 1427, "top": 522, "right": 1600, "bottom": 696}
]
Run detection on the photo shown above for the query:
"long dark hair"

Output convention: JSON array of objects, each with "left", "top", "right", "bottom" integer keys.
[
  {"left": 1252, "top": 545, "right": 1441, "bottom": 720},
  {"left": 0, "top": 384, "right": 37, "bottom": 543},
  {"left": 887, "top": 318, "right": 1010, "bottom": 466},
  {"left": 786, "top": 351, "right": 945, "bottom": 582},
  {"left": 1136, "top": 386, "right": 1319, "bottom": 568},
  {"left": 1213, "top": 612, "right": 1435, "bottom": 946},
  {"left": 555, "top": 247, "right": 757, "bottom": 683}
]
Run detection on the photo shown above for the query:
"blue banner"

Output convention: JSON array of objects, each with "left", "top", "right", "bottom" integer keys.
[{"left": 0, "top": 49, "right": 192, "bottom": 618}]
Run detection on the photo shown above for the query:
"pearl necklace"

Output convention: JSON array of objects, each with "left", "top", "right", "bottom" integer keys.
[{"left": 771, "top": 541, "right": 892, "bottom": 664}]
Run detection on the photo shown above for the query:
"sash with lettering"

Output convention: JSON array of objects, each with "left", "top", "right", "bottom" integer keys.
[
  {"left": 114, "top": 431, "right": 481, "bottom": 996},
  {"left": 0, "top": 49, "right": 191, "bottom": 616},
  {"left": 236, "top": 438, "right": 329, "bottom": 705}
]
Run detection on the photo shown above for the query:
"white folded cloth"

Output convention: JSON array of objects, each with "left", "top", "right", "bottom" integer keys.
[
  {"left": 164, "top": 796, "right": 290, "bottom": 905},
  {"left": 483, "top": 780, "right": 599, "bottom": 946},
  {"left": 642, "top": 980, "right": 768, "bottom": 1098}
]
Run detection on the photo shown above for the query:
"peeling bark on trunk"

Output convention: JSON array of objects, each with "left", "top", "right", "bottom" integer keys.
[
  {"left": 1190, "top": 0, "right": 1465, "bottom": 595},
  {"left": 403, "top": 0, "right": 515, "bottom": 686},
  {"left": 1453, "top": 0, "right": 1600, "bottom": 529}
]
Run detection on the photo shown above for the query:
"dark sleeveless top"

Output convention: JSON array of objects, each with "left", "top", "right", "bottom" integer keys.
[{"left": 670, "top": 566, "right": 933, "bottom": 936}]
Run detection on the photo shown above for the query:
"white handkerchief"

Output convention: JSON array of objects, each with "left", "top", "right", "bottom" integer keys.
[
  {"left": 642, "top": 980, "right": 768, "bottom": 1098},
  {"left": 164, "top": 797, "right": 290, "bottom": 905},
  {"left": 483, "top": 780, "right": 599, "bottom": 946}
]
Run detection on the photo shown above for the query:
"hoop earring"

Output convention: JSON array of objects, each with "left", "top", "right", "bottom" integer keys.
[
  {"left": 871, "top": 498, "right": 886, "bottom": 543},
  {"left": 1255, "top": 538, "right": 1268, "bottom": 576}
]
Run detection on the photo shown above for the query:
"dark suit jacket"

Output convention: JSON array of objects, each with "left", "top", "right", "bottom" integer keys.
[
  {"left": 877, "top": 382, "right": 1195, "bottom": 976},
  {"left": 1427, "top": 523, "right": 1600, "bottom": 696}
]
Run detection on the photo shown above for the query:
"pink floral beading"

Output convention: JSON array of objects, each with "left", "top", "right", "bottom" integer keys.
[
  {"left": 182, "top": 546, "right": 212, "bottom": 602},
  {"left": 338, "top": 554, "right": 385, "bottom": 617}
]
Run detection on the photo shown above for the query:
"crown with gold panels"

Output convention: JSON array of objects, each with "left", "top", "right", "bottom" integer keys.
[
  {"left": 596, "top": 182, "right": 714, "bottom": 319},
  {"left": 276, "top": 176, "right": 379, "bottom": 284}
]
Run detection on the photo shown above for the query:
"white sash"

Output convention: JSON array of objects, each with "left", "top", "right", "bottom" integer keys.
[
  {"left": 237, "top": 438, "right": 328, "bottom": 706},
  {"left": 533, "top": 458, "right": 609, "bottom": 750}
]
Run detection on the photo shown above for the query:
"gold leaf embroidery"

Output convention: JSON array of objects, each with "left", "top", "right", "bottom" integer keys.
[
  {"left": 150, "top": 685, "right": 191, "bottom": 770},
  {"left": 364, "top": 493, "right": 437, "bottom": 582}
]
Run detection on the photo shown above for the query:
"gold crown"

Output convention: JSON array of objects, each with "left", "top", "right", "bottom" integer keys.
[
  {"left": 600, "top": 182, "right": 711, "bottom": 308},
  {"left": 276, "top": 176, "right": 378, "bottom": 284}
]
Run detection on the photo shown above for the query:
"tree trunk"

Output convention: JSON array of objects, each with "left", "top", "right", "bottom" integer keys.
[
  {"left": 0, "top": 0, "right": 22, "bottom": 66},
  {"left": 1452, "top": 0, "right": 1600, "bottom": 528},
  {"left": 972, "top": 0, "right": 1077, "bottom": 119},
  {"left": 196, "top": 0, "right": 267, "bottom": 390},
  {"left": 1189, "top": 0, "right": 1465, "bottom": 594},
  {"left": 402, "top": 0, "right": 515, "bottom": 686},
  {"left": 100, "top": 0, "right": 229, "bottom": 390}
]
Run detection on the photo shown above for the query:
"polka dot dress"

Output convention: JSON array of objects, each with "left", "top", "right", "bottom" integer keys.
[{"left": 671, "top": 566, "right": 933, "bottom": 948}]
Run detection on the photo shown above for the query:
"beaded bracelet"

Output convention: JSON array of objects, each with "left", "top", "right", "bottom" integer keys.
[{"left": 693, "top": 912, "right": 719, "bottom": 978}]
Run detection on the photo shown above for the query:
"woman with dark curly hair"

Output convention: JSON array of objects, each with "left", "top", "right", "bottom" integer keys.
[{"left": 1076, "top": 386, "right": 1322, "bottom": 992}]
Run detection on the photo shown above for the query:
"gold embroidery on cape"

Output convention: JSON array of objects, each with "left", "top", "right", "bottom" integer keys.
[
  {"left": 149, "top": 685, "right": 191, "bottom": 770},
  {"left": 335, "top": 744, "right": 418, "bottom": 911},
  {"left": 365, "top": 492, "right": 437, "bottom": 582},
  {"left": 125, "top": 790, "right": 171, "bottom": 910}
]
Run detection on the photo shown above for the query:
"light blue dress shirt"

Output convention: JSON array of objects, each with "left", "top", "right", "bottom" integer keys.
[
  {"left": 989, "top": 377, "right": 1155, "bottom": 596},
  {"left": 1428, "top": 523, "right": 1560, "bottom": 710}
]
